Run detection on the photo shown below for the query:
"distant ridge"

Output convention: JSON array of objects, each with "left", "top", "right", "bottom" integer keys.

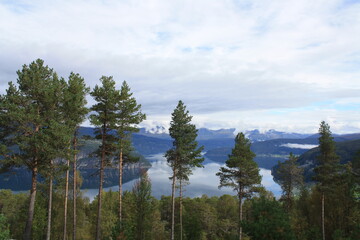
[
  {"left": 136, "top": 127, "right": 236, "bottom": 140},
  {"left": 306, "top": 133, "right": 360, "bottom": 142},
  {"left": 272, "top": 139, "right": 360, "bottom": 183},
  {"left": 245, "top": 129, "right": 312, "bottom": 142},
  {"left": 79, "top": 126, "right": 360, "bottom": 143}
]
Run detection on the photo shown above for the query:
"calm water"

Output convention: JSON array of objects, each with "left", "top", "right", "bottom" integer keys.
[{"left": 83, "top": 153, "right": 282, "bottom": 201}]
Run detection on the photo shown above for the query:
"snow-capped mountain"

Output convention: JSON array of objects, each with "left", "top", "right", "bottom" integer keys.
[
  {"left": 245, "top": 129, "right": 312, "bottom": 142},
  {"left": 137, "top": 126, "right": 236, "bottom": 140}
]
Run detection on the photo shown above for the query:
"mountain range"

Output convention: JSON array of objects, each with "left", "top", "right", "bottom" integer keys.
[
  {"left": 2, "top": 126, "right": 360, "bottom": 190},
  {"left": 78, "top": 126, "right": 360, "bottom": 170}
]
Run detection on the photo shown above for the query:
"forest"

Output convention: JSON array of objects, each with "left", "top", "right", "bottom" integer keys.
[{"left": 0, "top": 59, "right": 360, "bottom": 240}]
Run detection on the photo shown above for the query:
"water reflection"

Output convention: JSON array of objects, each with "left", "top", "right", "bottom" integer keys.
[{"left": 83, "top": 153, "right": 282, "bottom": 201}]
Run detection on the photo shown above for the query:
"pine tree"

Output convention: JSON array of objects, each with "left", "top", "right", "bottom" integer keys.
[
  {"left": 165, "top": 100, "right": 204, "bottom": 240},
  {"left": 313, "top": 121, "right": 340, "bottom": 240},
  {"left": 216, "top": 132, "right": 262, "bottom": 240},
  {"left": 90, "top": 76, "right": 120, "bottom": 240},
  {"left": 0, "top": 59, "right": 74, "bottom": 240},
  {"left": 62, "top": 72, "right": 89, "bottom": 240},
  {"left": 277, "top": 153, "right": 304, "bottom": 211},
  {"left": 37, "top": 75, "right": 76, "bottom": 240},
  {"left": 114, "top": 80, "right": 145, "bottom": 228},
  {"left": 43, "top": 116, "right": 73, "bottom": 240}
]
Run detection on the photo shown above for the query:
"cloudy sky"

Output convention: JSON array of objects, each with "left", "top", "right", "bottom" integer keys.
[{"left": 1, "top": 0, "right": 360, "bottom": 134}]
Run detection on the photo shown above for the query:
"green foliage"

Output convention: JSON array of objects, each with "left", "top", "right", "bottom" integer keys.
[
  {"left": 132, "top": 172, "right": 153, "bottom": 240},
  {"left": 165, "top": 100, "right": 204, "bottom": 239},
  {"left": 32, "top": 192, "right": 48, "bottom": 240},
  {"left": 314, "top": 121, "right": 341, "bottom": 192},
  {"left": 0, "top": 59, "right": 77, "bottom": 238},
  {"left": 243, "top": 197, "right": 295, "bottom": 240},
  {"left": 115, "top": 80, "right": 146, "bottom": 139},
  {"left": 277, "top": 153, "right": 303, "bottom": 210},
  {"left": 0, "top": 187, "right": 358, "bottom": 240},
  {"left": 90, "top": 76, "right": 120, "bottom": 160},
  {"left": 63, "top": 72, "right": 89, "bottom": 129},
  {"left": 90, "top": 76, "right": 121, "bottom": 239},
  {"left": 216, "top": 132, "right": 262, "bottom": 239},
  {"left": 0, "top": 214, "right": 10, "bottom": 240},
  {"left": 0, "top": 190, "right": 28, "bottom": 239},
  {"left": 166, "top": 100, "right": 204, "bottom": 181},
  {"left": 0, "top": 58, "right": 73, "bottom": 172},
  {"left": 114, "top": 80, "right": 146, "bottom": 167},
  {"left": 88, "top": 191, "right": 118, "bottom": 239},
  {"left": 217, "top": 132, "right": 262, "bottom": 198},
  {"left": 183, "top": 196, "right": 218, "bottom": 239}
]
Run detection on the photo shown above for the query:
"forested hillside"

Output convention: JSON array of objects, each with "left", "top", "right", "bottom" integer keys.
[{"left": 272, "top": 139, "right": 360, "bottom": 182}]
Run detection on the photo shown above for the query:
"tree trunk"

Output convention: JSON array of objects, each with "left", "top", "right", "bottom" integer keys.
[
  {"left": 46, "top": 174, "right": 53, "bottom": 240},
  {"left": 96, "top": 129, "right": 106, "bottom": 240},
  {"left": 23, "top": 165, "right": 38, "bottom": 240},
  {"left": 63, "top": 157, "right": 70, "bottom": 240},
  {"left": 73, "top": 136, "right": 77, "bottom": 240},
  {"left": 179, "top": 179, "right": 183, "bottom": 240},
  {"left": 238, "top": 192, "right": 243, "bottom": 240},
  {"left": 96, "top": 158, "right": 104, "bottom": 240},
  {"left": 119, "top": 149, "right": 123, "bottom": 227},
  {"left": 322, "top": 193, "right": 325, "bottom": 240},
  {"left": 171, "top": 168, "right": 176, "bottom": 240}
]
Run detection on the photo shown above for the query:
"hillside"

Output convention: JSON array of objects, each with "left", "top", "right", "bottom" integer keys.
[
  {"left": 205, "top": 138, "right": 319, "bottom": 169},
  {"left": 272, "top": 139, "right": 360, "bottom": 183}
]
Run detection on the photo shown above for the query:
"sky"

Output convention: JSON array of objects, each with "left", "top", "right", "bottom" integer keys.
[{"left": 1, "top": 0, "right": 360, "bottom": 134}]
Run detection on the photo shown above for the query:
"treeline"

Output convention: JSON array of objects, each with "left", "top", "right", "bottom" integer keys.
[
  {"left": 0, "top": 175, "right": 291, "bottom": 240},
  {"left": 0, "top": 59, "right": 360, "bottom": 240}
]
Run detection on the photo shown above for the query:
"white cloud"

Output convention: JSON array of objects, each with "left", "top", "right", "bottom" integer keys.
[
  {"left": 280, "top": 143, "right": 319, "bottom": 149},
  {"left": 1, "top": 0, "right": 360, "bottom": 133}
]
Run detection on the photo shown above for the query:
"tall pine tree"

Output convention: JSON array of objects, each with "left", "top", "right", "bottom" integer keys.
[
  {"left": 114, "top": 80, "right": 145, "bottom": 228},
  {"left": 0, "top": 59, "right": 71, "bottom": 240},
  {"left": 314, "top": 121, "right": 340, "bottom": 240},
  {"left": 90, "top": 76, "right": 120, "bottom": 240},
  {"left": 165, "top": 100, "right": 204, "bottom": 240},
  {"left": 62, "top": 72, "right": 89, "bottom": 240},
  {"left": 216, "top": 132, "right": 262, "bottom": 240}
]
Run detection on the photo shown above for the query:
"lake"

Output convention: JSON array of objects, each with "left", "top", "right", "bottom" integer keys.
[{"left": 83, "top": 153, "right": 282, "bottom": 201}]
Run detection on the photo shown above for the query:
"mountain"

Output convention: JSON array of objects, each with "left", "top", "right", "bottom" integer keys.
[
  {"left": 136, "top": 126, "right": 236, "bottom": 140},
  {"left": 132, "top": 134, "right": 172, "bottom": 155},
  {"left": 137, "top": 126, "right": 311, "bottom": 142},
  {"left": 306, "top": 133, "right": 360, "bottom": 142},
  {"left": 205, "top": 131, "right": 360, "bottom": 170},
  {"left": 77, "top": 127, "right": 235, "bottom": 156},
  {"left": 137, "top": 126, "right": 171, "bottom": 140},
  {"left": 196, "top": 128, "right": 235, "bottom": 140},
  {"left": 78, "top": 126, "right": 360, "bottom": 171},
  {"left": 245, "top": 129, "right": 312, "bottom": 142},
  {"left": 272, "top": 139, "right": 360, "bottom": 183}
]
